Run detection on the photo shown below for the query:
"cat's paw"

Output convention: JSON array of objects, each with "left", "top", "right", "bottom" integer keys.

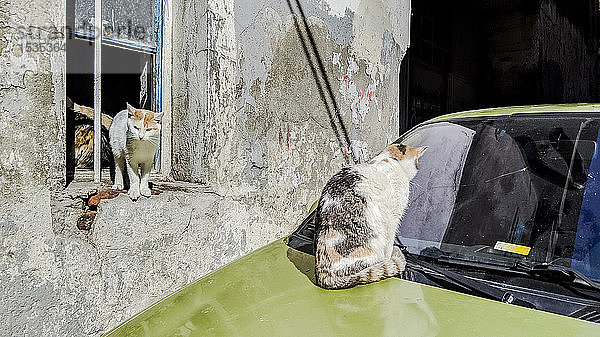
[
  {"left": 112, "top": 183, "right": 124, "bottom": 190},
  {"left": 128, "top": 189, "right": 141, "bottom": 201},
  {"left": 140, "top": 186, "right": 151, "bottom": 197}
]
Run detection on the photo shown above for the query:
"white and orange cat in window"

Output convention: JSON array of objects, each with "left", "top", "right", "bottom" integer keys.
[
  {"left": 109, "top": 103, "right": 163, "bottom": 201},
  {"left": 314, "top": 144, "right": 427, "bottom": 289}
]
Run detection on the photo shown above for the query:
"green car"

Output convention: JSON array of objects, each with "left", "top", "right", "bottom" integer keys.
[{"left": 106, "top": 105, "right": 600, "bottom": 336}]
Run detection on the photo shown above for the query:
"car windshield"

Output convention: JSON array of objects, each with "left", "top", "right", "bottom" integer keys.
[{"left": 395, "top": 115, "right": 600, "bottom": 282}]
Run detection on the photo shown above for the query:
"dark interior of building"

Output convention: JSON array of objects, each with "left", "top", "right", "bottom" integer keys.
[{"left": 400, "top": 0, "right": 600, "bottom": 133}]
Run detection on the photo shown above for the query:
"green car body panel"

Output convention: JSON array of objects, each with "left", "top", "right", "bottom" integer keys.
[
  {"left": 105, "top": 239, "right": 598, "bottom": 336},
  {"left": 106, "top": 105, "right": 600, "bottom": 336},
  {"left": 428, "top": 103, "right": 600, "bottom": 122}
]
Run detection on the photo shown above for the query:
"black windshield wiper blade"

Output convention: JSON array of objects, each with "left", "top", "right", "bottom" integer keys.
[
  {"left": 433, "top": 255, "right": 517, "bottom": 272},
  {"left": 514, "top": 261, "right": 600, "bottom": 294},
  {"left": 419, "top": 246, "right": 516, "bottom": 272},
  {"left": 403, "top": 250, "right": 536, "bottom": 309}
]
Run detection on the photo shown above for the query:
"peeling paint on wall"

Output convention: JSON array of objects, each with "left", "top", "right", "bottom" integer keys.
[
  {"left": 2, "top": 0, "right": 411, "bottom": 335},
  {"left": 216, "top": 0, "right": 410, "bottom": 211},
  {"left": 0, "top": 39, "right": 38, "bottom": 90},
  {"left": 314, "top": 0, "right": 361, "bottom": 18},
  {"left": 0, "top": 0, "right": 65, "bottom": 192},
  {"left": 351, "top": 0, "right": 410, "bottom": 72},
  {"left": 237, "top": 6, "right": 285, "bottom": 107},
  {"left": 336, "top": 55, "right": 382, "bottom": 125}
]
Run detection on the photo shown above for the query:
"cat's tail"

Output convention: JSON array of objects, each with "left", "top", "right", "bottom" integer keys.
[{"left": 317, "top": 254, "right": 406, "bottom": 290}]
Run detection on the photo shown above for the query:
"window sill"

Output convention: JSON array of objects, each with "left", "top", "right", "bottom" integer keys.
[
  {"left": 73, "top": 168, "right": 165, "bottom": 183},
  {"left": 69, "top": 169, "right": 209, "bottom": 193}
]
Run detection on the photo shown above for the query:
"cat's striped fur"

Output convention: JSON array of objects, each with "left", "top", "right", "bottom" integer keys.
[
  {"left": 67, "top": 98, "right": 114, "bottom": 169},
  {"left": 315, "top": 144, "right": 426, "bottom": 289}
]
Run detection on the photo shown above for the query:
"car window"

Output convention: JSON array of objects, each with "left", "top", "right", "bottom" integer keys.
[
  {"left": 394, "top": 122, "right": 475, "bottom": 252},
  {"left": 397, "top": 116, "right": 600, "bottom": 281}
]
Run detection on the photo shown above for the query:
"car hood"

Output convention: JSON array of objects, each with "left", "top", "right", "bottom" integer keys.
[{"left": 105, "top": 238, "right": 599, "bottom": 336}]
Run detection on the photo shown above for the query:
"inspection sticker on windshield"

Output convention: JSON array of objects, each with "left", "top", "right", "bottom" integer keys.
[{"left": 493, "top": 241, "right": 531, "bottom": 256}]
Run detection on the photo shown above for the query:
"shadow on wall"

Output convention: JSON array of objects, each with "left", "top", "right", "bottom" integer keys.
[{"left": 285, "top": 0, "right": 356, "bottom": 165}]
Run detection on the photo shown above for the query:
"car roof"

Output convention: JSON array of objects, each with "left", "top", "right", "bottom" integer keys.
[{"left": 428, "top": 103, "right": 600, "bottom": 123}]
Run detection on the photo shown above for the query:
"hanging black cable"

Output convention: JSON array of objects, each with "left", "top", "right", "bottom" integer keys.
[{"left": 285, "top": 0, "right": 357, "bottom": 164}]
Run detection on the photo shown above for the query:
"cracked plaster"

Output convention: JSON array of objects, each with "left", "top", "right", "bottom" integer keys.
[{"left": 2, "top": 0, "right": 411, "bottom": 335}]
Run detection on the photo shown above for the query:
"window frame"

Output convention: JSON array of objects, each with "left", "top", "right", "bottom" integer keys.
[{"left": 68, "top": 0, "right": 166, "bottom": 182}]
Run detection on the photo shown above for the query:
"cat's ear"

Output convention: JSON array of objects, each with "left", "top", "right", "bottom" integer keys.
[
  {"left": 153, "top": 112, "right": 164, "bottom": 123},
  {"left": 126, "top": 102, "right": 136, "bottom": 116},
  {"left": 416, "top": 146, "right": 428, "bottom": 156}
]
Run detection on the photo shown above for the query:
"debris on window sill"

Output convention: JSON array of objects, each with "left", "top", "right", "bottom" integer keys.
[{"left": 63, "top": 179, "right": 210, "bottom": 233}]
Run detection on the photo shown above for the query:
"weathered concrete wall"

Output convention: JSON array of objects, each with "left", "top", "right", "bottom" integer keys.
[
  {"left": 170, "top": 0, "right": 209, "bottom": 182},
  {"left": 171, "top": 0, "right": 411, "bottom": 231},
  {"left": 2, "top": 183, "right": 280, "bottom": 336},
  {"left": 2, "top": 188, "right": 100, "bottom": 336},
  {"left": 0, "top": 0, "right": 66, "bottom": 192},
  {"left": 1, "top": 0, "right": 69, "bottom": 335},
  {"left": 1, "top": 0, "right": 411, "bottom": 335}
]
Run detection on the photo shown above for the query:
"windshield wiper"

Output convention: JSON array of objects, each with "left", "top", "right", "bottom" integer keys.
[
  {"left": 422, "top": 248, "right": 600, "bottom": 297},
  {"left": 403, "top": 249, "right": 536, "bottom": 309},
  {"left": 419, "top": 246, "right": 516, "bottom": 272},
  {"left": 514, "top": 261, "right": 600, "bottom": 300}
]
